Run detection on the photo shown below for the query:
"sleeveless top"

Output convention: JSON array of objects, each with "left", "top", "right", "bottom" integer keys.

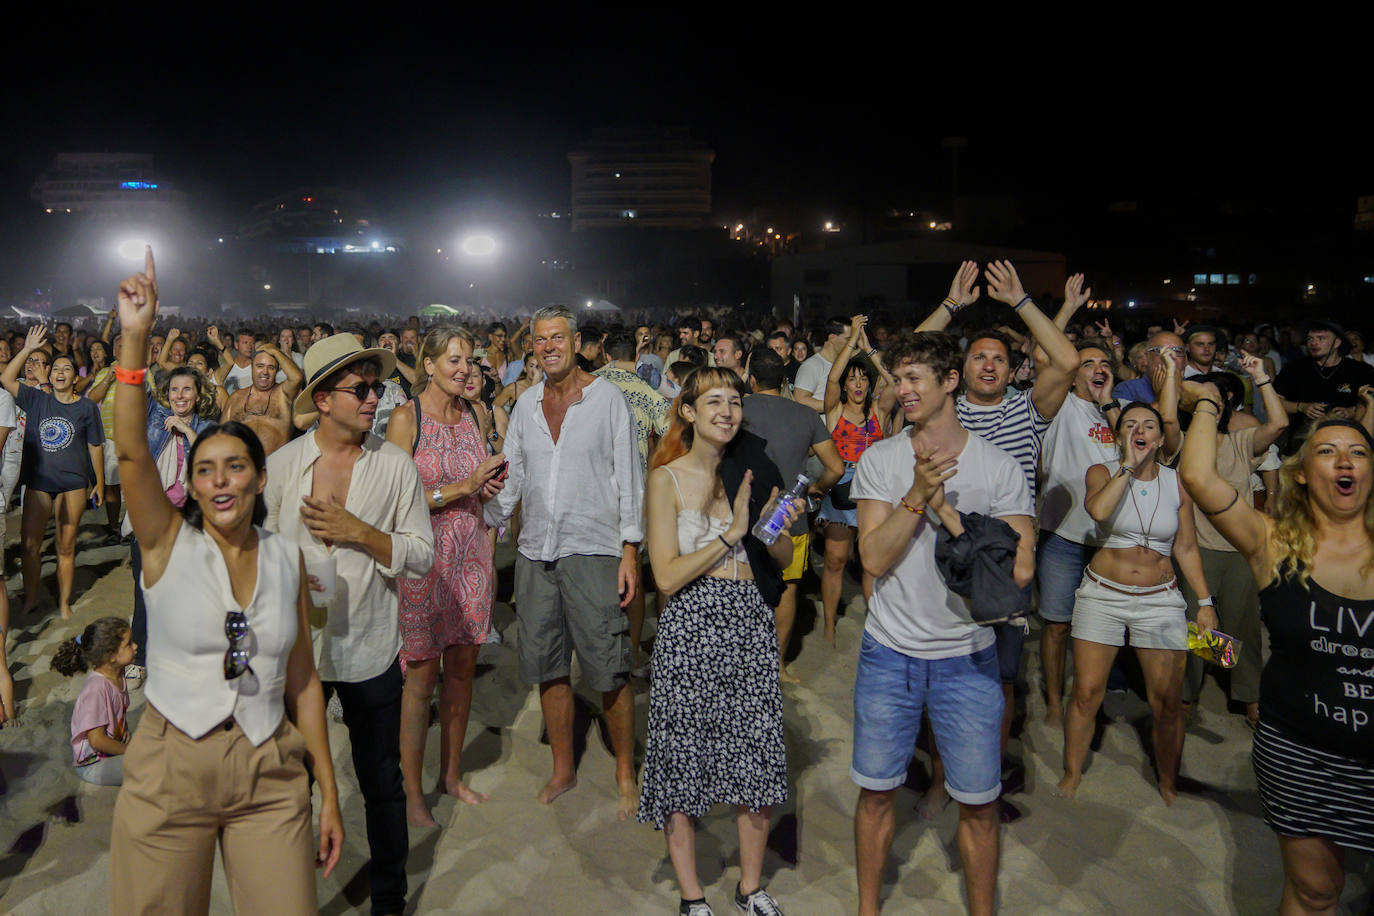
[
  {"left": 663, "top": 467, "right": 749, "bottom": 577},
  {"left": 1260, "top": 571, "right": 1374, "bottom": 760},
  {"left": 831, "top": 413, "right": 883, "bottom": 463},
  {"left": 143, "top": 523, "right": 300, "bottom": 746},
  {"left": 1098, "top": 461, "right": 1181, "bottom": 556}
]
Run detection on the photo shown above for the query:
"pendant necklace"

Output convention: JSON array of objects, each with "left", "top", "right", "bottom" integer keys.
[{"left": 1127, "top": 468, "right": 1162, "bottom": 549}]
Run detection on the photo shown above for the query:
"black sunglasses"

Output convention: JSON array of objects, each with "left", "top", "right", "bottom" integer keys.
[
  {"left": 224, "top": 610, "right": 253, "bottom": 680},
  {"left": 324, "top": 380, "right": 385, "bottom": 401}
]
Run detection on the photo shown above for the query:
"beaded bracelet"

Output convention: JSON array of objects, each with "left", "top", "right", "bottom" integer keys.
[{"left": 899, "top": 497, "right": 925, "bottom": 515}]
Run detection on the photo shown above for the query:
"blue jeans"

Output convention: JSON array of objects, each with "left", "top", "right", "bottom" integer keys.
[
  {"left": 1037, "top": 531, "right": 1089, "bottom": 623},
  {"left": 851, "top": 632, "right": 1003, "bottom": 805}
]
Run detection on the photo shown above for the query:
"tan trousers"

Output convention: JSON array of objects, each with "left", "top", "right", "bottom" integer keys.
[{"left": 110, "top": 704, "right": 318, "bottom": 915}]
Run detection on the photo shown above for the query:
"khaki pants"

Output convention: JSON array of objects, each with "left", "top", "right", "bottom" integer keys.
[{"left": 110, "top": 704, "right": 317, "bottom": 915}]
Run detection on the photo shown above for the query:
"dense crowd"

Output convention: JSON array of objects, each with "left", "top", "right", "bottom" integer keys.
[{"left": 1, "top": 247, "right": 1372, "bottom": 916}]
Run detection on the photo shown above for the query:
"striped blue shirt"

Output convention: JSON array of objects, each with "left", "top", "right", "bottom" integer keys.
[{"left": 956, "top": 389, "right": 1050, "bottom": 502}]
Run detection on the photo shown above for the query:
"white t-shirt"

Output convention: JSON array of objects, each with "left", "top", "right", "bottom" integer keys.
[
  {"left": 224, "top": 359, "right": 253, "bottom": 394},
  {"left": 0, "top": 387, "right": 21, "bottom": 496},
  {"left": 851, "top": 430, "right": 1032, "bottom": 659},
  {"left": 1038, "top": 393, "right": 1119, "bottom": 544},
  {"left": 792, "top": 353, "right": 833, "bottom": 402}
]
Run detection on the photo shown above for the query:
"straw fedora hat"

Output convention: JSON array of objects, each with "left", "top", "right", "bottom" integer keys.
[{"left": 293, "top": 333, "right": 397, "bottom": 415}]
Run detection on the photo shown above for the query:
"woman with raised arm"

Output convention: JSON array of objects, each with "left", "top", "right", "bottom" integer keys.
[
  {"left": 2, "top": 327, "right": 105, "bottom": 620},
  {"left": 386, "top": 328, "right": 506, "bottom": 827},
  {"left": 1056, "top": 402, "right": 1213, "bottom": 805},
  {"left": 817, "top": 315, "right": 894, "bottom": 645},
  {"left": 1181, "top": 383, "right": 1374, "bottom": 915},
  {"left": 107, "top": 248, "right": 342, "bottom": 915},
  {"left": 639, "top": 367, "right": 801, "bottom": 916}
]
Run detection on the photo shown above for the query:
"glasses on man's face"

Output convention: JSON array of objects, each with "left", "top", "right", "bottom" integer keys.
[
  {"left": 325, "top": 381, "right": 385, "bottom": 401},
  {"left": 224, "top": 610, "right": 253, "bottom": 680},
  {"left": 1147, "top": 346, "right": 1186, "bottom": 356}
]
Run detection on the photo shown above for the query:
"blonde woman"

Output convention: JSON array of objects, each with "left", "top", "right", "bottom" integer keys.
[
  {"left": 386, "top": 328, "right": 506, "bottom": 826},
  {"left": 1181, "top": 389, "right": 1374, "bottom": 913}
]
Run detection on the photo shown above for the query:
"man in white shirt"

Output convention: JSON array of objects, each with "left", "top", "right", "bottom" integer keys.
[
  {"left": 850, "top": 332, "right": 1034, "bottom": 916},
  {"left": 484, "top": 305, "right": 644, "bottom": 819},
  {"left": 1036, "top": 342, "right": 1123, "bottom": 729},
  {"left": 265, "top": 334, "right": 434, "bottom": 916},
  {"left": 792, "top": 315, "right": 853, "bottom": 410}
]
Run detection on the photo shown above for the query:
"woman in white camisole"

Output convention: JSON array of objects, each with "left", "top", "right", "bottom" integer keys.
[
  {"left": 1057, "top": 401, "right": 1213, "bottom": 805},
  {"left": 638, "top": 367, "right": 802, "bottom": 916},
  {"left": 106, "top": 248, "right": 342, "bottom": 915}
]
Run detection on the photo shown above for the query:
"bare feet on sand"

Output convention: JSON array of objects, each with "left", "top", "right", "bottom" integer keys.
[
  {"left": 406, "top": 801, "right": 439, "bottom": 828},
  {"left": 537, "top": 775, "right": 577, "bottom": 805},
  {"left": 779, "top": 666, "right": 800, "bottom": 685},
  {"left": 917, "top": 782, "right": 950, "bottom": 820},
  {"left": 1043, "top": 705, "right": 1064, "bottom": 730},
  {"left": 59, "top": 604, "right": 73, "bottom": 621},
  {"left": 1158, "top": 783, "right": 1177, "bottom": 806},
  {"left": 1054, "top": 774, "right": 1081, "bottom": 800},
  {"left": 617, "top": 776, "right": 638, "bottom": 821},
  {"left": 823, "top": 626, "right": 836, "bottom": 647},
  {"left": 439, "top": 777, "right": 490, "bottom": 805}
]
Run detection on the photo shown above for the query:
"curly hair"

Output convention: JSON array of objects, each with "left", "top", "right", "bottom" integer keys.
[
  {"left": 1269, "top": 421, "right": 1374, "bottom": 588},
  {"left": 52, "top": 617, "right": 130, "bottom": 677},
  {"left": 883, "top": 331, "right": 963, "bottom": 382},
  {"left": 155, "top": 366, "right": 217, "bottom": 419}
]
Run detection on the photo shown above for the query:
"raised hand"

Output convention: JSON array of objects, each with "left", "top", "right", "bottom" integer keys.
[
  {"left": 985, "top": 260, "right": 1027, "bottom": 307},
  {"left": 1173, "top": 318, "right": 1190, "bottom": 336},
  {"left": 165, "top": 327, "right": 180, "bottom": 344},
  {"left": 207, "top": 325, "right": 222, "bottom": 347},
  {"left": 847, "top": 315, "right": 868, "bottom": 345},
  {"left": 946, "top": 260, "right": 981, "bottom": 307},
  {"left": 21, "top": 324, "right": 47, "bottom": 355},
  {"left": 1065, "top": 273, "right": 1092, "bottom": 312},
  {"left": 116, "top": 246, "right": 158, "bottom": 337},
  {"left": 1237, "top": 353, "right": 1267, "bottom": 380},
  {"left": 1095, "top": 319, "right": 1113, "bottom": 340},
  {"left": 1360, "top": 385, "right": 1374, "bottom": 407}
]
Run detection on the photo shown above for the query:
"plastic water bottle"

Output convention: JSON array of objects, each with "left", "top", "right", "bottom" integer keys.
[{"left": 752, "top": 473, "right": 811, "bottom": 546}]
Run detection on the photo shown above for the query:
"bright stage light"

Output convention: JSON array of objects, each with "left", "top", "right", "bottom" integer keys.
[
  {"left": 461, "top": 234, "right": 497, "bottom": 257},
  {"left": 116, "top": 239, "right": 152, "bottom": 260}
]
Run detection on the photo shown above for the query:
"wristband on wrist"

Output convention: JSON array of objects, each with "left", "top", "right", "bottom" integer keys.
[
  {"left": 718, "top": 534, "right": 736, "bottom": 551},
  {"left": 1117, "top": 464, "right": 1135, "bottom": 477},
  {"left": 899, "top": 497, "right": 925, "bottom": 515},
  {"left": 1099, "top": 399, "right": 1122, "bottom": 414},
  {"left": 1013, "top": 295, "right": 1032, "bottom": 311},
  {"left": 1197, "top": 596, "right": 1215, "bottom": 608},
  {"left": 1195, "top": 397, "right": 1222, "bottom": 413},
  {"left": 1255, "top": 378, "right": 1272, "bottom": 387},
  {"left": 114, "top": 366, "right": 148, "bottom": 385},
  {"left": 941, "top": 297, "right": 961, "bottom": 314}
]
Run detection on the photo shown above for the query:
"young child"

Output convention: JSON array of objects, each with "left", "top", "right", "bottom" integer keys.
[{"left": 52, "top": 617, "right": 135, "bottom": 786}]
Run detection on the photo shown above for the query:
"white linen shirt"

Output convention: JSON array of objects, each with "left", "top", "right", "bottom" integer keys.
[
  {"left": 484, "top": 375, "right": 644, "bottom": 560},
  {"left": 264, "top": 430, "right": 434, "bottom": 683}
]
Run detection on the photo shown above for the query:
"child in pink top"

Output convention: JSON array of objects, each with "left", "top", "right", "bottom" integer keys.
[{"left": 53, "top": 617, "right": 135, "bottom": 786}]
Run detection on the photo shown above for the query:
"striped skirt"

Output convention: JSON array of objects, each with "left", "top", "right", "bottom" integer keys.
[{"left": 1252, "top": 719, "right": 1374, "bottom": 853}]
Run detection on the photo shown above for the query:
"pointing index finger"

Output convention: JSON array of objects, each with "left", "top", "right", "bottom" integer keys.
[{"left": 144, "top": 246, "right": 156, "bottom": 285}]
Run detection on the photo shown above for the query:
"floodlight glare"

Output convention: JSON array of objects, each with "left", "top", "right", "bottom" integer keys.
[
  {"left": 116, "top": 239, "right": 151, "bottom": 260},
  {"left": 461, "top": 234, "right": 497, "bottom": 257}
]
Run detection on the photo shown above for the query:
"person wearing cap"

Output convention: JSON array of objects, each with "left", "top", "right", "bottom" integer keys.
[
  {"left": 264, "top": 332, "right": 435, "bottom": 916},
  {"left": 1183, "top": 324, "right": 1225, "bottom": 378},
  {"left": 1274, "top": 320, "right": 1374, "bottom": 452}
]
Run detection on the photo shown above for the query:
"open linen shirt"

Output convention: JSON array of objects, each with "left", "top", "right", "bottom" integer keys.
[
  {"left": 484, "top": 375, "right": 644, "bottom": 561},
  {"left": 264, "top": 430, "right": 434, "bottom": 683}
]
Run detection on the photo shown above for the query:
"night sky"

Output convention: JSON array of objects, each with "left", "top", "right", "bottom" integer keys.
[{"left": 1, "top": 17, "right": 1367, "bottom": 295}]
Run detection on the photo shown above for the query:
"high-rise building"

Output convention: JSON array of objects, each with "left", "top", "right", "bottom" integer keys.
[
  {"left": 568, "top": 127, "right": 714, "bottom": 232},
  {"left": 31, "top": 153, "right": 184, "bottom": 216}
]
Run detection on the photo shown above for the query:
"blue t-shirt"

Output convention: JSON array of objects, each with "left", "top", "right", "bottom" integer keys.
[
  {"left": 16, "top": 384, "right": 104, "bottom": 492},
  {"left": 1113, "top": 376, "right": 1156, "bottom": 405}
]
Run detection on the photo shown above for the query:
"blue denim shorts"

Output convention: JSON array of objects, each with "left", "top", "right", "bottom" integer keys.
[
  {"left": 850, "top": 632, "right": 1004, "bottom": 804},
  {"left": 1037, "top": 531, "right": 1090, "bottom": 623}
]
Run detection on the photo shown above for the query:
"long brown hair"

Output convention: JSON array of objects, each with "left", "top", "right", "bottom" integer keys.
[
  {"left": 412, "top": 327, "right": 477, "bottom": 397},
  {"left": 650, "top": 367, "right": 745, "bottom": 472}
]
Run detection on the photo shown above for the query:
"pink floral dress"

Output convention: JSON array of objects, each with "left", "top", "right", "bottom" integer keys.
[{"left": 398, "top": 405, "right": 492, "bottom": 665}]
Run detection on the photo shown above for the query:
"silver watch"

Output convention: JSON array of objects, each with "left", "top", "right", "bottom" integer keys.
[{"left": 431, "top": 487, "right": 445, "bottom": 506}]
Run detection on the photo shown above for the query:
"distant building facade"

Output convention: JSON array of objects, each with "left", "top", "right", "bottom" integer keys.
[
  {"left": 568, "top": 127, "right": 714, "bottom": 232},
  {"left": 31, "top": 153, "right": 185, "bottom": 217}
]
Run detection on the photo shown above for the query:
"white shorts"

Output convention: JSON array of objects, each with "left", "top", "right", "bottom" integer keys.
[
  {"left": 103, "top": 439, "right": 119, "bottom": 487},
  {"left": 1071, "top": 569, "right": 1187, "bottom": 651}
]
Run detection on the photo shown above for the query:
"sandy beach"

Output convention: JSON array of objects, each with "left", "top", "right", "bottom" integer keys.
[{"left": 2, "top": 509, "right": 1371, "bottom": 915}]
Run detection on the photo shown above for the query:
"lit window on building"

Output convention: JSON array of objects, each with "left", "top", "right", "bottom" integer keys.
[
  {"left": 1194, "top": 273, "right": 1208, "bottom": 285},
  {"left": 1209, "top": 274, "right": 1224, "bottom": 285},
  {"left": 1226, "top": 274, "right": 1240, "bottom": 285}
]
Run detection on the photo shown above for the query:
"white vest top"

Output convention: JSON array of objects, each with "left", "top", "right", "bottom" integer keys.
[{"left": 143, "top": 523, "right": 300, "bottom": 746}]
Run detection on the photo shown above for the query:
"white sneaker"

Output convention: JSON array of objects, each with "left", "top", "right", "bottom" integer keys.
[
  {"left": 735, "top": 885, "right": 783, "bottom": 916},
  {"left": 123, "top": 665, "right": 146, "bottom": 689},
  {"left": 680, "top": 902, "right": 714, "bottom": 916}
]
